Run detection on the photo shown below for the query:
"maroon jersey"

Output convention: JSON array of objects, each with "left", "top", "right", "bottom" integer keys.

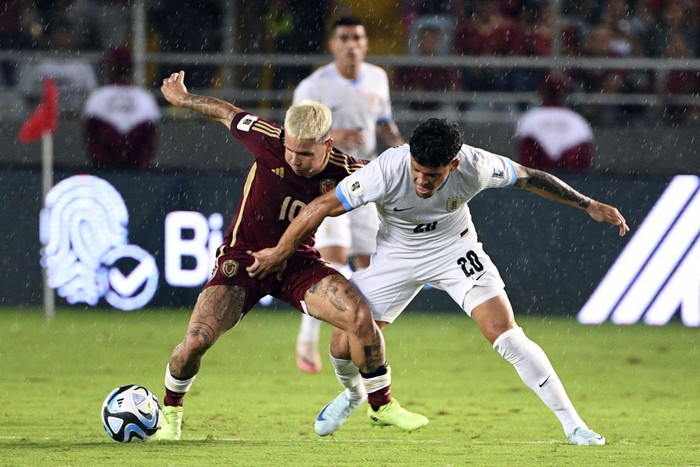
[
  {"left": 224, "top": 112, "right": 365, "bottom": 252},
  {"left": 204, "top": 112, "right": 366, "bottom": 315}
]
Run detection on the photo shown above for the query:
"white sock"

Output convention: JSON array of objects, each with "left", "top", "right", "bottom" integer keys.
[
  {"left": 164, "top": 363, "right": 196, "bottom": 394},
  {"left": 297, "top": 262, "right": 350, "bottom": 344},
  {"left": 298, "top": 313, "right": 321, "bottom": 343},
  {"left": 493, "top": 327, "right": 586, "bottom": 436},
  {"left": 361, "top": 365, "right": 391, "bottom": 395},
  {"left": 330, "top": 356, "right": 366, "bottom": 400}
]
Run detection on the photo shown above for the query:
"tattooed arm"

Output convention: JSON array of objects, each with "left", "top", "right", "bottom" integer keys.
[
  {"left": 161, "top": 70, "right": 241, "bottom": 128},
  {"left": 513, "top": 163, "right": 630, "bottom": 237}
]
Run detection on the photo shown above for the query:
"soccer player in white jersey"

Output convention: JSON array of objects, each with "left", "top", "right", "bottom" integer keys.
[
  {"left": 292, "top": 16, "right": 404, "bottom": 373},
  {"left": 248, "top": 118, "right": 629, "bottom": 445}
]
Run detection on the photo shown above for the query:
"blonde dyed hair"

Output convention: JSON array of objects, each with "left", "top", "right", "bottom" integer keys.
[{"left": 284, "top": 100, "right": 332, "bottom": 143}]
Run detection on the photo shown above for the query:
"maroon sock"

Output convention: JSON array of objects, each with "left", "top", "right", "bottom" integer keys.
[
  {"left": 360, "top": 364, "right": 391, "bottom": 411},
  {"left": 163, "top": 388, "right": 185, "bottom": 407},
  {"left": 367, "top": 384, "right": 392, "bottom": 411}
]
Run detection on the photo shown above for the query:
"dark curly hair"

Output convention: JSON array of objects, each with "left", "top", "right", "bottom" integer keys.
[{"left": 409, "top": 118, "right": 463, "bottom": 167}]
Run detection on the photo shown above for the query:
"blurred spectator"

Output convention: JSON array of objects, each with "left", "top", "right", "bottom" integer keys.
[
  {"left": 263, "top": 0, "right": 329, "bottom": 90},
  {"left": 67, "top": 0, "right": 131, "bottom": 51},
  {"left": 17, "top": 19, "right": 98, "bottom": 114},
  {"left": 521, "top": 1, "right": 582, "bottom": 92},
  {"left": 453, "top": 0, "right": 526, "bottom": 96},
  {"left": 662, "top": 32, "right": 700, "bottom": 125},
  {"left": 599, "top": 0, "right": 654, "bottom": 117},
  {"left": 599, "top": 0, "right": 645, "bottom": 57},
  {"left": 560, "top": 0, "right": 599, "bottom": 41},
  {"left": 36, "top": 0, "right": 101, "bottom": 50},
  {"left": 523, "top": 1, "right": 581, "bottom": 57},
  {"left": 264, "top": 0, "right": 295, "bottom": 89},
  {"left": 396, "top": 24, "right": 461, "bottom": 110},
  {"left": 0, "top": 0, "right": 44, "bottom": 86},
  {"left": 571, "top": 23, "right": 629, "bottom": 125},
  {"left": 402, "top": 0, "right": 456, "bottom": 55},
  {"left": 148, "top": 0, "right": 222, "bottom": 88},
  {"left": 516, "top": 73, "right": 594, "bottom": 171},
  {"left": 649, "top": 2, "right": 699, "bottom": 58},
  {"left": 82, "top": 47, "right": 160, "bottom": 168},
  {"left": 626, "top": 0, "right": 662, "bottom": 57}
]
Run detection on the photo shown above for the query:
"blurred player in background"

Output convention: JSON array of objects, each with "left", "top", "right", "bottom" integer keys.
[
  {"left": 292, "top": 16, "right": 405, "bottom": 373},
  {"left": 516, "top": 72, "right": 593, "bottom": 171},
  {"left": 83, "top": 47, "right": 160, "bottom": 169},
  {"left": 249, "top": 118, "right": 629, "bottom": 444},
  {"left": 154, "top": 70, "right": 427, "bottom": 441}
]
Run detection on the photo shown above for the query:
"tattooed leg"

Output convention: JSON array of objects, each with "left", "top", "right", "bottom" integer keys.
[
  {"left": 169, "top": 285, "right": 246, "bottom": 379},
  {"left": 304, "top": 274, "right": 385, "bottom": 373}
]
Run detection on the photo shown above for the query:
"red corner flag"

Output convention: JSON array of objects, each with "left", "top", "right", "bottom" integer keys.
[{"left": 18, "top": 79, "right": 59, "bottom": 144}]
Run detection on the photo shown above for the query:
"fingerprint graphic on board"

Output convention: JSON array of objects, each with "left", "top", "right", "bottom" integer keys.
[{"left": 40, "top": 175, "right": 158, "bottom": 310}]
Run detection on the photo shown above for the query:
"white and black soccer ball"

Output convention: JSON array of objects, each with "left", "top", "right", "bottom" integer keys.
[{"left": 101, "top": 384, "right": 162, "bottom": 442}]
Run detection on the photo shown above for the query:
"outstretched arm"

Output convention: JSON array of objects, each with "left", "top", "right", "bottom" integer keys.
[
  {"left": 513, "top": 163, "right": 630, "bottom": 236},
  {"left": 161, "top": 71, "right": 243, "bottom": 128},
  {"left": 246, "top": 191, "right": 347, "bottom": 279}
]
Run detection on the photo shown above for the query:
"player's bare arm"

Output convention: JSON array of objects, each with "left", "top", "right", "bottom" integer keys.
[
  {"left": 377, "top": 120, "right": 405, "bottom": 147},
  {"left": 161, "top": 71, "right": 242, "bottom": 128},
  {"left": 331, "top": 128, "right": 364, "bottom": 148},
  {"left": 513, "top": 163, "right": 629, "bottom": 237},
  {"left": 247, "top": 191, "right": 347, "bottom": 279}
]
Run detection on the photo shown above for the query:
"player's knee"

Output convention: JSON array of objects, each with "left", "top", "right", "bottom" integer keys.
[
  {"left": 182, "top": 327, "right": 215, "bottom": 356},
  {"left": 490, "top": 323, "right": 518, "bottom": 343},
  {"left": 347, "top": 305, "right": 377, "bottom": 338}
]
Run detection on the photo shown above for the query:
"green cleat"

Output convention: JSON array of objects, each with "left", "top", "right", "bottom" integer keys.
[
  {"left": 154, "top": 406, "right": 183, "bottom": 441},
  {"left": 367, "top": 398, "right": 429, "bottom": 432},
  {"left": 568, "top": 427, "right": 606, "bottom": 446}
]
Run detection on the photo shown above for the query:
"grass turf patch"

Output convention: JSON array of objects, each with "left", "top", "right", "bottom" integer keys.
[{"left": 0, "top": 307, "right": 698, "bottom": 466}]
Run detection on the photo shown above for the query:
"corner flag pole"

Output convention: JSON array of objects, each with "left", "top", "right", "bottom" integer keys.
[
  {"left": 18, "top": 78, "right": 58, "bottom": 320},
  {"left": 41, "top": 130, "right": 55, "bottom": 320}
]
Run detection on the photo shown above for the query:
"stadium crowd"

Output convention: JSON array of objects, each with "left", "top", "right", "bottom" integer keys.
[{"left": 1, "top": 0, "right": 699, "bottom": 126}]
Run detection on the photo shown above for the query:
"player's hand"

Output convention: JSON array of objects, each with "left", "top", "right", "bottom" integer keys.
[
  {"left": 246, "top": 248, "right": 287, "bottom": 280},
  {"left": 161, "top": 70, "right": 188, "bottom": 106},
  {"left": 586, "top": 200, "right": 629, "bottom": 236},
  {"left": 332, "top": 128, "right": 364, "bottom": 148}
]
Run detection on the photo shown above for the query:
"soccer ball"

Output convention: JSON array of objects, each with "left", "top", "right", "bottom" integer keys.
[{"left": 101, "top": 384, "right": 162, "bottom": 442}]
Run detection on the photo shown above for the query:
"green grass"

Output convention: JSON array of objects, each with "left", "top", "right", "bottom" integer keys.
[{"left": 0, "top": 307, "right": 698, "bottom": 466}]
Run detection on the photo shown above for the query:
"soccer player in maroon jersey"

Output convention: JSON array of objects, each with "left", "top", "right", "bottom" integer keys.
[{"left": 154, "top": 71, "right": 428, "bottom": 440}]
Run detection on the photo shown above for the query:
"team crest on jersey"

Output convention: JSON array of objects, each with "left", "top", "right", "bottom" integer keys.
[
  {"left": 236, "top": 115, "right": 258, "bottom": 132},
  {"left": 320, "top": 179, "right": 336, "bottom": 194},
  {"left": 446, "top": 196, "right": 465, "bottom": 212},
  {"left": 221, "top": 259, "right": 239, "bottom": 277}
]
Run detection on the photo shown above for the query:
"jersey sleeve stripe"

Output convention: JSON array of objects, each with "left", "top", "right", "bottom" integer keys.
[
  {"left": 328, "top": 157, "right": 364, "bottom": 173},
  {"left": 254, "top": 120, "right": 281, "bottom": 133},
  {"left": 252, "top": 121, "right": 282, "bottom": 138}
]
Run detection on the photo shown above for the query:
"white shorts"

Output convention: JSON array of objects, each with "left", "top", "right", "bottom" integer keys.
[
  {"left": 350, "top": 240, "right": 505, "bottom": 323},
  {"left": 314, "top": 203, "right": 380, "bottom": 257}
]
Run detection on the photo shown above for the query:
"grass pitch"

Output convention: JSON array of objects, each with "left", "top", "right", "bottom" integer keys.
[{"left": 0, "top": 307, "right": 698, "bottom": 466}]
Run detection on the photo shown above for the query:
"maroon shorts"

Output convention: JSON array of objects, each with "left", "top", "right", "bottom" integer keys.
[{"left": 204, "top": 245, "right": 339, "bottom": 316}]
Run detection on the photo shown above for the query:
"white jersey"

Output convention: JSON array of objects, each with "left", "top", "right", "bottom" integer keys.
[
  {"left": 84, "top": 85, "right": 160, "bottom": 134},
  {"left": 516, "top": 107, "right": 593, "bottom": 160},
  {"left": 336, "top": 144, "right": 517, "bottom": 252},
  {"left": 336, "top": 144, "right": 517, "bottom": 322},
  {"left": 293, "top": 62, "right": 394, "bottom": 160}
]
